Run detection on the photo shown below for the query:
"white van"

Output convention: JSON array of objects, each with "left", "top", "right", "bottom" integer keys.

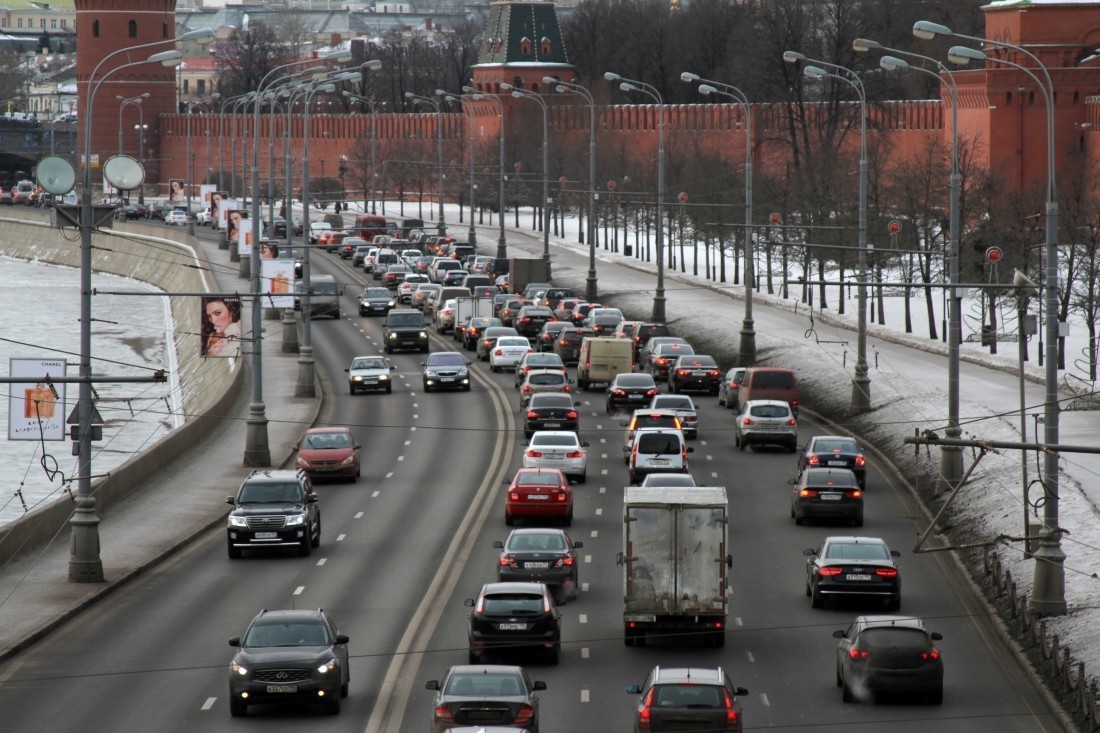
[
  {"left": 372, "top": 248, "right": 400, "bottom": 279},
  {"left": 626, "top": 428, "right": 693, "bottom": 484},
  {"left": 577, "top": 336, "right": 634, "bottom": 390}
]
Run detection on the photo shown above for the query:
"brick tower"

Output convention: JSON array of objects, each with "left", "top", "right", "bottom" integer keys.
[
  {"left": 470, "top": 0, "right": 575, "bottom": 94},
  {"left": 75, "top": 0, "right": 178, "bottom": 188}
]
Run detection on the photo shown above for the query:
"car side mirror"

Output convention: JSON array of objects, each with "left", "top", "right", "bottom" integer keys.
[
  {"left": 390, "top": 365, "right": 397, "bottom": 371},
  {"left": 225, "top": 496, "right": 236, "bottom": 505},
  {"left": 464, "top": 598, "right": 474, "bottom": 607},
  {"left": 424, "top": 680, "right": 440, "bottom": 691},
  {"left": 619, "top": 421, "right": 628, "bottom": 427},
  {"left": 787, "top": 478, "right": 798, "bottom": 485},
  {"left": 686, "top": 447, "right": 694, "bottom": 453},
  {"left": 891, "top": 550, "right": 902, "bottom": 558},
  {"left": 420, "top": 362, "right": 427, "bottom": 366},
  {"left": 228, "top": 637, "right": 241, "bottom": 647},
  {"left": 832, "top": 629, "right": 847, "bottom": 639},
  {"left": 625, "top": 684, "right": 641, "bottom": 694},
  {"left": 930, "top": 632, "right": 943, "bottom": 641},
  {"left": 492, "top": 540, "right": 504, "bottom": 548},
  {"left": 353, "top": 444, "right": 361, "bottom": 450},
  {"left": 532, "top": 681, "right": 547, "bottom": 691},
  {"left": 616, "top": 551, "right": 625, "bottom": 566},
  {"left": 335, "top": 634, "right": 350, "bottom": 644},
  {"left": 726, "top": 554, "right": 733, "bottom": 568},
  {"left": 344, "top": 368, "right": 350, "bottom": 373},
  {"left": 306, "top": 493, "right": 319, "bottom": 503},
  {"left": 573, "top": 541, "right": 584, "bottom": 549},
  {"left": 733, "top": 686, "right": 749, "bottom": 696},
  {"left": 622, "top": 446, "right": 630, "bottom": 453},
  {"left": 803, "top": 548, "right": 817, "bottom": 556},
  {"left": 581, "top": 441, "right": 590, "bottom": 447}
]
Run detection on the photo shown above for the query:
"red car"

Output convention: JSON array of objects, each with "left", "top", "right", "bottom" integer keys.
[
  {"left": 505, "top": 468, "right": 573, "bottom": 526},
  {"left": 294, "top": 427, "right": 360, "bottom": 482}
]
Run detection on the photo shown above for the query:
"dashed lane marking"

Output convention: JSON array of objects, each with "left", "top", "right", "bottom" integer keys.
[
  {"left": 584, "top": 555, "right": 591, "bottom": 564},
  {"left": 386, "top": 472, "right": 394, "bottom": 478},
  {"left": 595, "top": 508, "right": 603, "bottom": 516},
  {"left": 579, "top": 614, "right": 588, "bottom": 624},
  {"left": 580, "top": 689, "right": 590, "bottom": 703},
  {"left": 581, "top": 582, "right": 590, "bottom": 592},
  {"left": 355, "top": 512, "right": 364, "bottom": 519},
  {"left": 293, "top": 586, "right": 305, "bottom": 596},
  {"left": 581, "top": 647, "right": 590, "bottom": 659},
  {"left": 371, "top": 491, "right": 380, "bottom": 498},
  {"left": 747, "top": 651, "right": 754, "bottom": 663},
  {"left": 317, "top": 558, "right": 327, "bottom": 567},
  {"left": 337, "top": 534, "right": 346, "bottom": 542},
  {"left": 760, "top": 693, "right": 770, "bottom": 707},
  {"left": 590, "top": 530, "right": 598, "bottom": 538},
  {"left": 201, "top": 698, "right": 216, "bottom": 711}
]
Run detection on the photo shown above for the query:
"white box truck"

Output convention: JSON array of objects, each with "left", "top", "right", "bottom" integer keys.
[
  {"left": 453, "top": 296, "right": 495, "bottom": 342},
  {"left": 617, "top": 486, "right": 731, "bottom": 648}
]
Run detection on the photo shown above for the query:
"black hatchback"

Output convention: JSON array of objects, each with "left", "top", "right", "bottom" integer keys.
[
  {"left": 524, "top": 392, "right": 580, "bottom": 438},
  {"left": 799, "top": 435, "right": 867, "bottom": 488},
  {"left": 553, "top": 327, "right": 592, "bottom": 365},
  {"left": 466, "top": 582, "right": 562, "bottom": 665}
]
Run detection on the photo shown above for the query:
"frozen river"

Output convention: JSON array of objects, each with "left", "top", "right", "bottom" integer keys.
[{"left": 0, "top": 256, "right": 179, "bottom": 528}]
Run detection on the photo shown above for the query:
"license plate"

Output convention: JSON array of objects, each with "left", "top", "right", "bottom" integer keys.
[
  {"left": 266, "top": 684, "right": 297, "bottom": 694},
  {"left": 629, "top": 394, "right": 644, "bottom": 399},
  {"left": 525, "top": 562, "right": 550, "bottom": 569},
  {"left": 649, "top": 459, "right": 668, "bottom": 466},
  {"left": 254, "top": 532, "right": 278, "bottom": 539},
  {"left": 846, "top": 574, "right": 873, "bottom": 581},
  {"left": 543, "top": 422, "right": 561, "bottom": 428},
  {"left": 441, "top": 377, "right": 454, "bottom": 382},
  {"left": 528, "top": 494, "right": 548, "bottom": 501},
  {"left": 498, "top": 623, "right": 527, "bottom": 631},
  {"left": 756, "top": 424, "right": 778, "bottom": 431},
  {"left": 820, "top": 493, "right": 842, "bottom": 501},
  {"left": 828, "top": 461, "right": 848, "bottom": 466}
]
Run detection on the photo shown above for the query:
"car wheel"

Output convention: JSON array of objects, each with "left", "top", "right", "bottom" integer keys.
[
  {"left": 738, "top": 435, "right": 745, "bottom": 452},
  {"left": 886, "top": 595, "right": 901, "bottom": 612},
  {"left": 811, "top": 581, "right": 824, "bottom": 608},
  {"left": 836, "top": 666, "right": 843, "bottom": 687},
  {"left": 712, "top": 631, "right": 725, "bottom": 648},
  {"left": 424, "top": 384, "right": 432, "bottom": 393},
  {"left": 491, "top": 363, "right": 499, "bottom": 373},
  {"left": 505, "top": 512, "right": 515, "bottom": 526},
  {"left": 669, "top": 382, "right": 678, "bottom": 393},
  {"left": 562, "top": 511, "right": 573, "bottom": 527},
  {"left": 624, "top": 630, "right": 636, "bottom": 647},
  {"left": 546, "top": 643, "right": 560, "bottom": 665},
  {"left": 929, "top": 685, "right": 943, "bottom": 705},
  {"left": 718, "top": 394, "right": 725, "bottom": 406},
  {"left": 229, "top": 697, "right": 248, "bottom": 717},
  {"left": 333, "top": 310, "right": 340, "bottom": 319},
  {"left": 463, "top": 384, "right": 471, "bottom": 392},
  {"left": 577, "top": 472, "right": 586, "bottom": 485},
  {"left": 298, "top": 537, "right": 312, "bottom": 557},
  {"left": 853, "top": 514, "right": 864, "bottom": 527},
  {"left": 349, "top": 385, "right": 356, "bottom": 395},
  {"left": 386, "top": 385, "right": 392, "bottom": 394},
  {"left": 524, "top": 430, "right": 533, "bottom": 439},
  {"left": 227, "top": 541, "right": 241, "bottom": 559},
  {"left": 384, "top": 345, "right": 392, "bottom": 354},
  {"left": 468, "top": 650, "right": 481, "bottom": 665},
  {"left": 842, "top": 681, "right": 854, "bottom": 703},
  {"left": 421, "top": 345, "right": 430, "bottom": 353},
  {"left": 341, "top": 678, "right": 350, "bottom": 698},
  {"left": 325, "top": 698, "right": 341, "bottom": 715},
  {"left": 794, "top": 511, "right": 803, "bottom": 526},
  {"left": 787, "top": 442, "right": 798, "bottom": 453}
]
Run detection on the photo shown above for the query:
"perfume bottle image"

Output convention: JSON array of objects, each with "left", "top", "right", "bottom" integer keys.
[{"left": 24, "top": 382, "right": 56, "bottom": 419}]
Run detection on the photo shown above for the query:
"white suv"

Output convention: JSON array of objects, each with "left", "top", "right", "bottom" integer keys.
[{"left": 735, "top": 399, "right": 797, "bottom": 452}]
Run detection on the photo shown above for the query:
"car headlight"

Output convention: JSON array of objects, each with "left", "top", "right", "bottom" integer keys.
[
  {"left": 317, "top": 658, "right": 338, "bottom": 674},
  {"left": 228, "top": 515, "right": 248, "bottom": 528},
  {"left": 378, "top": 374, "right": 390, "bottom": 381},
  {"left": 351, "top": 375, "right": 364, "bottom": 382},
  {"left": 296, "top": 455, "right": 310, "bottom": 467},
  {"left": 285, "top": 512, "right": 308, "bottom": 527},
  {"left": 425, "top": 370, "right": 438, "bottom": 378},
  {"left": 388, "top": 300, "right": 396, "bottom": 307},
  {"left": 419, "top": 331, "right": 428, "bottom": 339},
  {"left": 340, "top": 455, "right": 356, "bottom": 466},
  {"left": 231, "top": 662, "right": 248, "bottom": 676}
]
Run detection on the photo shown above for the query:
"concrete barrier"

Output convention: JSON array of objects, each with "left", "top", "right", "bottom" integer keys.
[{"left": 0, "top": 208, "right": 242, "bottom": 563}]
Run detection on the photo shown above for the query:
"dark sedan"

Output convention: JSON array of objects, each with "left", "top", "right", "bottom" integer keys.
[
  {"left": 790, "top": 467, "right": 863, "bottom": 526},
  {"left": 425, "top": 664, "right": 545, "bottom": 733},
  {"left": 494, "top": 527, "right": 582, "bottom": 601},
  {"left": 463, "top": 316, "right": 502, "bottom": 351},
  {"left": 586, "top": 313, "right": 623, "bottom": 335},
  {"left": 515, "top": 305, "right": 555, "bottom": 338},
  {"left": 606, "top": 373, "right": 660, "bottom": 413},
  {"left": 465, "top": 582, "right": 562, "bottom": 665},
  {"left": 799, "top": 435, "right": 867, "bottom": 488},
  {"left": 524, "top": 392, "right": 580, "bottom": 438},
  {"left": 422, "top": 351, "right": 472, "bottom": 392},
  {"left": 667, "top": 354, "right": 721, "bottom": 394},
  {"left": 553, "top": 327, "right": 592, "bottom": 365},
  {"left": 535, "top": 321, "right": 574, "bottom": 352},
  {"left": 805, "top": 536, "right": 901, "bottom": 611},
  {"left": 357, "top": 286, "right": 395, "bottom": 317}
]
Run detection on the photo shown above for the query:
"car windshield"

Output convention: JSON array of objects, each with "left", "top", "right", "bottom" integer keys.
[
  {"left": 388, "top": 313, "right": 423, "bottom": 327},
  {"left": 498, "top": 338, "right": 530, "bottom": 348},
  {"left": 654, "top": 685, "right": 722, "bottom": 708},
  {"left": 531, "top": 434, "right": 578, "bottom": 447},
  {"left": 527, "top": 355, "right": 563, "bottom": 367},
  {"left": 680, "top": 356, "right": 717, "bottom": 367},
  {"left": 428, "top": 353, "right": 466, "bottom": 366},
  {"left": 824, "top": 542, "right": 890, "bottom": 561},
  {"left": 304, "top": 432, "right": 351, "bottom": 449},
  {"left": 860, "top": 628, "right": 930, "bottom": 649},
  {"left": 529, "top": 374, "right": 565, "bottom": 386},
  {"left": 748, "top": 404, "right": 790, "bottom": 418},
  {"left": 481, "top": 593, "right": 544, "bottom": 614},
  {"left": 244, "top": 621, "right": 329, "bottom": 647},
  {"left": 658, "top": 344, "right": 695, "bottom": 355},
  {"left": 643, "top": 475, "right": 697, "bottom": 487},
  {"left": 654, "top": 397, "right": 693, "bottom": 409},
  {"left": 637, "top": 433, "right": 680, "bottom": 454},
  {"left": 446, "top": 673, "right": 525, "bottom": 697},
  {"left": 312, "top": 281, "right": 337, "bottom": 295},
  {"left": 508, "top": 532, "right": 567, "bottom": 551},
  {"left": 814, "top": 438, "right": 859, "bottom": 453},
  {"left": 352, "top": 358, "right": 386, "bottom": 370},
  {"left": 514, "top": 471, "right": 562, "bottom": 486},
  {"left": 636, "top": 416, "right": 679, "bottom": 429},
  {"left": 238, "top": 482, "right": 302, "bottom": 504},
  {"left": 531, "top": 395, "right": 573, "bottom": 408},
  {"left": 617, "top": 375, "right": 655, "bottom": 388},
  {"left": 362, "top": 288, "right": 389, "bottom": 298}
]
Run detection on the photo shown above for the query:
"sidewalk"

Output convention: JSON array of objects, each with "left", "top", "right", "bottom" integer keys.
[{"left": 0, "top": 231, "right": 321, "bottom": 661}]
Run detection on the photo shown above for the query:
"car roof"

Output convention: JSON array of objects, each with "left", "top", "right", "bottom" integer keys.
[
  {"left": 508, "top": 527, "right": 568, "bottom": 538},
  {"left": 649, "top": 667, "right": 726, "bottom": 685},
  {"left": 853, "top": 614, "right": 927, "bottom": 631},
  {"left": 801, "top": 467, "right": 858, "bottom": 481},
  {"left": 243, "top": 469, "right": 303, "bottom": 483},
  {"left": 480, "top": 581, "right": 548, "bottom": 594},
  {"left": 745, "top": 399, "right": 792, "bottom": 408},
  {"left": 631, "top": 408, "right": 681, "bottom": 419},
  {"left": 250, "top": 608, "right": 327, "bottom": 624},
  {"left": 524, "top": 369, "right": 567, "bottom": 377}
]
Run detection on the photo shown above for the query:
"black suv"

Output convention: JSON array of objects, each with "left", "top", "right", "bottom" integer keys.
[
  {"left": 228, "top": 608, "right": 350, "bottom": 716},
  {"left": 226, "top": 469, "right": 321, "bottom": 558},
  {"left": 626, "top": 666, "right": 749, "bottom": 732},
  {"left": 465, "top": 582, "right": 562, "bottom": 665},
  {"left": 383, "top": 309, "right": 430, "bottom": 353}
]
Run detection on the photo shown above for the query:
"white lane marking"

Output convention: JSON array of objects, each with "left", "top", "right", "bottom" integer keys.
[
  {"left": 712, "top": 472, "right": 719, "bottom": 479},
  {"left": 595, "top": 508, "right": 603, "bottom": 516},
  {"left": 601, "top": 454, "right": 607, "bottom": 460},
  {"left": 371, "top": 491, "right": 380, "bottom": 498},
  {"left": 601, "top": 468, "right": 608, "bottom": 475},
  {"left": 579, "top": 614, "right": 588, "bottom": 624},
  {"left": 760, "top": 693, "right": 770, "bottom": 707},
  {"left": 735, "top": 617, "right": 743, "bottom": 626},
  {"left": 584, "top": 555, "right": 591, "bottom": 564},
  {"left": 413, "top": 403, "right": 419, "bottom": 408},
  {"left": 397, "top": 456, "right": 405, "bottom": 461},
  {"left": 590, "top": 530, "right": 598, "bottom": 538},
  {"left": 412, "top": 415, "right": 419, "bottom": 419},
  {"left": 410, "top": 426, "right": 417, "bottom": 432},
  {"left": 599, "top": 437, "right": 606, "bottom": 444},
  {"left": 581, "top": 582, "right": 590, "bottom": 592},
  {"left": 596, "top": 424, "right": 602, "bottom": 430},
  {"left": 405, "top": 440, "right": 412, "bottom": 446},
  {"left": 599, "top": 487, "right": 606, "bottom": 494},
  {"left": 706, "top": 454, "right": 713, "bottom": 461},
  {"left": 580, "top": 689, "right": 590, "bottom": 703},
  {"left": 581, "top": 647, "right": 590, "bottom": 659},
  {"left": 355, "top": 511, "right": 364, "bottom": 519},
  {"left": 701, "top": 440, "right": 708, "bottom": 446},
  {"left": 386, "top": 472, "right": 394, "bottom": 478},
  {"left": 201, "top": 698, "right": 216, "bottom": 711},
  {"left": 317, "top": 558, "right": 327, "bottom": 567},
  {"left": 337, "top": 534, "right": 346, "bottom": 542},
  {"left": 293, "top": 586, "right": 305, "bottom": 596},
  {"left": 747, "top": 651, "right": 755, "bottom": 663}
]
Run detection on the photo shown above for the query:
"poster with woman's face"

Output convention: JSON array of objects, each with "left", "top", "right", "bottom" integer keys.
[
  {"left": 200, "top": 296, "right": 242, "bottom": 358},
  {"left": 169, "top": 179, "right": 186, "bottom": 202},
  {"left": 211, "top": 191, "right": 227, "bottom": 228},
  {"left": 225, "top": 208, "right": 244, "bottom": 248},
  {"left": 218, "top": 198, "right": 237, "bottom": 228}
]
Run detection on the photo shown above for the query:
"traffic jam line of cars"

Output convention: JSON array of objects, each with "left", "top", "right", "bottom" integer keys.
[{"left": 219, "top": 239, "right": 947, "bottom": 724}]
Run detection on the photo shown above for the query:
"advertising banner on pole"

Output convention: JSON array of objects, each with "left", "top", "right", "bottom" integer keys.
[
  {"left": 200, "top": 296, "right": 243, "bottom": 358},
  {"left": 219, "top": 198, "right": 238, "bottom": 229},
  {"left": 261, "top": 259, "right": 295, "bottom": 308},
  {"left": 8, "top": 358, "right": 67, "bottom": 441},
  {"left": 238, "top": 218, "right": 254, "bottom": 255}
]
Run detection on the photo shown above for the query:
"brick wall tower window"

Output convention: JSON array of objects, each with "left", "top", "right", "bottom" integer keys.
[
  {"left": 520, "top": 36, "right": 531, "bottom": 55},
  {"left": 128, "top": 19, "right": 137, "bottom": 38},
  {"left": 541, "top": 37, "right": 551, "bottom": 56},
  {"left": 92, "top": 19, "right": 98, "bottom": 36}
]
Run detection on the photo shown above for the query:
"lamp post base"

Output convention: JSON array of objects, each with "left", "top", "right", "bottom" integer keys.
[
  {"left": 68, "top": 496, "right": 104, "bottom": 583},
  {"left": 229, "top": 241, "right": 239, "bottom": 261},
  {"left": 243, "top": 402, "right": 271, "bottom": 467},
  {"left": 239, "top": 255, "right": 250, "bottom": 280},
  {"left": 850, "top": 373, "right": 871, "bottom": 414},
  {"left": 738, "top": 320, "right": 756, "bottom": 366},
  {"left": 496, "top": 234, "right": 507, "bottom": 261},
  {"left": 281, "top": 310, "right": 299, "bottom": 353},
  {"left": 585, "top": 270, "right": 598, "bottom": 302},
  {"left": 295, "top": 345, "right": 317, "bottom": 398},
  {"left": 651, "top": 292, "right": 666, "bottom": 323},
  {"left": 469, "top": 226, "right": 477, "bottom": 248},
  {"left": 1030, "top": 536, "right": 1067, "bottom": 616},
  {"left": 935, "top": 442, "right": 964, "bottom": 493}
]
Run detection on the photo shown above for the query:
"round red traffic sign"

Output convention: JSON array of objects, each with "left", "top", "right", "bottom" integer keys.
[
  {"left": 678, "top": 192, "right": 687, "bottom": 203},
  {"left": 985, "top": 246, "right": 1004, "bottom": 263},
  {"left": 514, "top": 162, "right": 522, "bottom": 171},
  {"left": 889, "top": 220, "right": 902, "bottom": 234},
  {"left": 769, "top": 212, "right": 781, "bottom": 225},
  {"left": 607, "top": 180, "right": 616, "bottom": 191}
]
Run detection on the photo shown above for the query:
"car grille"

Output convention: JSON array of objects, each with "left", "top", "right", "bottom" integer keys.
[
  {"left": 254, "top": 669, "right": 312, "bottom": 683},
  {"left": 436, "top": 370, "right": 460, "bottom": 377},
  {"left": 246, "top": 515, "right": 288, "bottom": 530}
]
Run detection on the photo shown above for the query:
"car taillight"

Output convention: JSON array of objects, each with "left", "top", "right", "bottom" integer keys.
[
  {"left": 855, "top": 455, "right": 866, "bottom": 467},
  {"left": 526, "top": 411, "right": 539, "bottom": 419},
  {"left": 807, "top": 454, "right": 820, "bottom": 466},
  {"left": 677, "top": 369, "right": 688, "bottom": 376},
  {"left": 638, "top": 688, "right": 655, "bottom": 729},
  {"left": 787, "top": 418, "right": 797, "bottom": 426},
  {"left": 646, "top": 389, "right": 658, "bottom": 396},
  {"left": 526, "top": 450, "right": 542, "bottom": 458},
  {"left": 483, "top": 339, "right": 492, "bottom": 346},
  {"left": 515, "top": 704, "right": 536, "bottom": 725},
  {"left": 494, "top": 349, "right": 503, "bottom": 356},
  {"left": 523, "top": 385, "right": 533, "bottom": 392},
  {"left": 612, "top": 389, "right": 625, "bottom": 396},
  {"left": 723, "top": 689, "right": 739, "bottom": 725},
  {"left": 434, "top": 706, "right": 455, "bottom": 723},
  {"left": 500, "top": 555, "right": 519, "bottom": 567},
  {"left": 657, "top": 358, "right": 669, "bottom": 365},
  {"left": 559, "top": 339, "right": 568, "bottom": 345},
  {"left": 563, "top": 385, "right": 571, "bottom": 392},
  {"left": 709, "top": 370, "right": 720, "bottom": 376},
  {"left": 556, "top": 492, "right": 568, "bottom": 502},
  {"left": 520, "top": 317, "right": 530, "bottom": 322},
  {"left": 543, "top": 597, "right": 552, "bottom": 613},
  {"left": 848, "top": 648, "right": 870, "bottom": 660},
  {"left": 475, "top": 596, "right": 485, "bottom": 613},
  {"left": 922, "top": 649, "right": 941, "bottom": 661},
  {"left": 742, "top": 417, "right": 754, "bottom": 426},
  {"left": 566, "top": 450, "right": 583, "bottom": 458},
  {"left": 800, "top": 489, "right": 818, "bottom": 498},
  {"left": 845, "top": 490, "right": 863, "bottom": 499},
  {"left": 565, "top": 410, "right": 578, "bottom": 419},
  {"left": 819, "top": 566, "right": 844, "bottom": 576},
  {"left": 554, "top": 555, "right": 574, "bottom": 566},
  {"left": 876, "top": 567, "right": 898, "bottom": 578}
]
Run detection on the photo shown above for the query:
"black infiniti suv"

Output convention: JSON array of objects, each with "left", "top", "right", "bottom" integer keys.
[{"left": 226, "top": 470, "right": 321, "bottom": 558}]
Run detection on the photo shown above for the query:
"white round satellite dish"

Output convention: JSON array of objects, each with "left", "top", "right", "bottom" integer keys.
[
  {"left": 35, "top": 156, "right": 76, "bottom": 195},
  {"left": 103, "top": 155, "right": 145, "bottom": 191}
]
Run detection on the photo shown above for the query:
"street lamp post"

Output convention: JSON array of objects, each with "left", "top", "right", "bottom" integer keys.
[
  {"left": 915, "top": 19, "right": 1065, "bottom": 615},
  {"left": 852, "top": 38, "right": 963, "bottom": 490},
  {"left": 404, "top": 92, "right": 447, "bottom": 236},
  {"left": 605, "top": 72, "right": 665, "bottom": 322},
  {"left": 546, "top": 77, "right": 598, "bottom": 301},
  {"left": 439, "top": 89, "right": 477, "bottom": 248},
  {"left": 115, "top": 93, "right": 148, "bottom": 157},
  {"left": 342, "top": 91, "right": 379, "bottom": 215},
  {"left": 73, "top": 35, "right": 199, "bottom": 582},
  {"left": 134, "top": 122, "right": 148, "bottom": 204},
  {"left": 502, "top": 83, "right": 551, "bottom": 275},
  {"left": 462, "top": 86, "right": 507, "bottom": 260},
  {"left": 682, "top": 72, "right": 756, "bottom": 364},
  {"left": 783, "top": 51, "right": 870, "bottom": 413}
]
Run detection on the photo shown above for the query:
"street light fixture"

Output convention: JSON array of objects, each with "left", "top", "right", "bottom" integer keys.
[
  {"left": 545, "top": 76, "right": 599, "bottom": 301},
  {"left": 681, "top": 72, "right": 756, "bottom": 365},
  {"left": 914, "top": 19, "right": 1065, "bottom": 616},
  {"left": 115, "top": 93, "right": 148, "bottom": 156},
  {"left": 501, "top": 83, "right": 551, "bottom": 274},
  {"left": 343, "top": 91, "right": 379, "bottom": 215},
  {"left": 440, "top": 90, "right": 478, "bottom": 248},
  {"left": 604, "top": 71, "right": 666, "bottom": 322},
  {"left": 405, "top": 92, "right": 447, "bottom": 236},
  {"left": 462, "top": 86, "right": 508, "bottom": 260},
  {"left": 783, "top": 52, "right": 870, "bottom": 413}
]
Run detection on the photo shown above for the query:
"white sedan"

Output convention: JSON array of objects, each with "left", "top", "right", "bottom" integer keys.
[
  {"left": 522, "top": 430, "right": 588, "bottom": 483},
  {"left": 489, "top": 336, "right": 533, "bottom": 373}
]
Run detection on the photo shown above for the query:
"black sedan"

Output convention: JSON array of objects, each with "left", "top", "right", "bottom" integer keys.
[
  {"left": 425, "top": 664, "right": 546, "bottom": 733},
  {"left": 790, "top": 467, "right": 863, "bottom": 526},
  {"left": 524, "top": 392, "right": 580, "bottom": 438},
  {"left": 493, "top": 528, "right": 583, "bottom": 602},
  {"left": 465, "top": 582, "right": 562, "bottom": 665},
  {"left": 121, "top": 203, "right": 147, "bottom": 219},
  {"left": 606, "top": 373, "right": 660, "bottom": 413},
  {"left": 833, "top": 615, "right": 944, "bottom": 704},
  {"left": 535, "top": 321, "right": 574, "bottom": 352},
  {"left": 804, "top": 536, "right": 901, "bottom": 611},
  {"left": 553, "top": 327, "right": 593, "bottom": 365},
  {"left": 422, "top": 351, "right": 472, "bottom": 392},
  {"left": 463, "top": 316, "right": 502, "bottom": 351},
  {"left": 667, "top": 354, "right": 721, "bottom": 394},
  {"left": 357, "top": 286, "right": 394, "bottom": 317},
  {"left": 798, "top": 435, "right": 868, "bottom": 488},
  {"left": 515, "top": 305, "right": 555, "bottom": 338}
]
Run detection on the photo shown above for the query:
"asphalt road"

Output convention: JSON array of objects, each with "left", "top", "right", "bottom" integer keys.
[{"left": 0, "top": 223, "right": 1066, "bottom": 732}]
